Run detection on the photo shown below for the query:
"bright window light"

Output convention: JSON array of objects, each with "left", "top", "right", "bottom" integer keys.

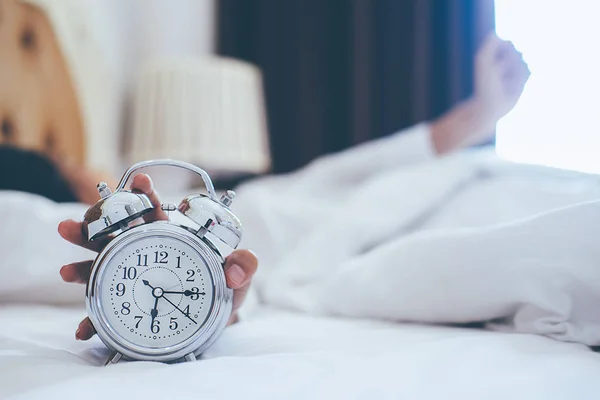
[{"left": 495, "top": 1, "right": 600, "bottom": 174}]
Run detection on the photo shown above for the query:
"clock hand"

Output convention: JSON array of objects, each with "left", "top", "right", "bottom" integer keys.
[
  {"left": 160, "top": 295, "right": 197, "bottom": 325},
  {"left": 142, "top": 279, "right": 154, "bottom": 289},
  {"left": 150, "top": 296, "right": 159, "bottom": 330},
  {"left": 144, "top": 280, "right": 161, "bottom": 330},
  {"left": 163, "top": 290, "right": 206, "bottom": 296}
]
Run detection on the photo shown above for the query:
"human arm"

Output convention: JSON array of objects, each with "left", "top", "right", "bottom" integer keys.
[{"left": 431, "top": 34, "right": 530, "bottom": 154}]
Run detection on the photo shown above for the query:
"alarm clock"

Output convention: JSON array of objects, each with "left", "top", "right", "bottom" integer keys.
[{"left": 84, "top": 160, "right": 241, "bottom": 364}]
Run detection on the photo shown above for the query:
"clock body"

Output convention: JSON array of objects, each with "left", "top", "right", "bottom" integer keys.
[{"left": 86, "top": 221, "right": 233, "bottom": 362}]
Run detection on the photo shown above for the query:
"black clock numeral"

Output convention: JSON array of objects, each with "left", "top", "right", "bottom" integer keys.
[
  {"left": 151, "top": 319, "right": 160, "bottom": 334},
  {"left": 189, "top": 287, "right": 201, "bottom": 300},
  {"left": 136, "top": 254, "right": 148, "bottom": 267},
  {"left": 122, "top": 267, "right": 137, "bottom": 280},
  {"left": 186, "top": 269, "right": 195, "bottom": 282},
  {"left": 176, "top": 256, "right": 182, "bottom": 268},
  {"left": 116, "top": 283, "right": 126, "bottom": 297},
  {"left": 183, "top": 305, "right": 190, "bottom": 317},
  {"left": 169, "top": 317, "right": 178, "bottom": 330},
  {"left": 154, "top": 251, "right": 168, "bottom": 264},
  {"left": 134, "top": 315, "right": 143, "bottom": 328},
  {"left": 121, "top": 302, "right": 131, "bottom": 315}
]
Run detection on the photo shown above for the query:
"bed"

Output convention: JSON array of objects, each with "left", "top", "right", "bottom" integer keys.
[
  {"left": 2, "top": 1, "right": 600, "bottom": 399},
  {"left": 2, "top": 305, "right": 600, "bottom": 399},
  {"left": 2, "top": 160, "right": 600, "bottom": 399}
]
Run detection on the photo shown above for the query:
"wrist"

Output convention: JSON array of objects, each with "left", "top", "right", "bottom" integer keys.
[
  {"left": 466, "top": 95, "right": 501, "bottom": 130},
  {"left": 430, "top": 97, "right": 498, "bottom": 155}
]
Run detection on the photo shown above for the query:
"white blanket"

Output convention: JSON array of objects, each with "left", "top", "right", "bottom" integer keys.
[
  {"left": 0, "top": 125, "right": 600, "bottom": 345},
  {"left": 3, "top": 125, "right": 600, "bottom": 398},
  {"left": 3, "top": 306, "right": 600, "bottom": 399},
  {"left": 231, "top": 124, "right": 600, "bottom": 345},
  {"left": 2, "top": 125, "right": 600, "bottom": 345}
]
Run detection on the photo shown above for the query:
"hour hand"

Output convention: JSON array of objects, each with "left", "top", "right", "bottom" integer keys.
[
  {"left": 143, "top": 279, "right": 154, "bottom": 289},
  {"left": 150, "top": 296, "right": 159, "bottom": 327}
]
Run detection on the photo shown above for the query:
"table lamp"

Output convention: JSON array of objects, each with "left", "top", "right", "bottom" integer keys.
[{"left": 126, "top": 56, "right": 271, "bottom": 191}]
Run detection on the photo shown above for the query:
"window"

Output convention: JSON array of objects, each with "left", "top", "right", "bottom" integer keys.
[{"left": 494, "top": 1, "right": 600, "bottom": 173}]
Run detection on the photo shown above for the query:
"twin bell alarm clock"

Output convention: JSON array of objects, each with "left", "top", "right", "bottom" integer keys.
[{"left": 83, "top": 160, "right": 242, "bottom": 364}]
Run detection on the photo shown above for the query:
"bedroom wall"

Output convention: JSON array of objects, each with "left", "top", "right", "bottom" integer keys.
[
  {"left": 78, "top": 0, "right": 217, "bottom": 173},
  {"left": 107, "top": 0, "right": 216, "bottom": 90}
]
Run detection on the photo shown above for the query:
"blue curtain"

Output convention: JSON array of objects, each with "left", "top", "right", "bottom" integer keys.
[{"left": 218, "top": 0, "right": 495, "bottom": 174}]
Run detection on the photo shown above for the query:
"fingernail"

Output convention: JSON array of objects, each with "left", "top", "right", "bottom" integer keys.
[
  {"left": 226, "top": 264, "right": 246, "bottom": 287},
  {"left": 143, "top": 173, "right": 153, "bottom": 186},
  {"left": 59, "top": 266, "right": 73, "bottom": 282},
  {"left": 75, "top": 328, "right": 81, "bottom": 340}
]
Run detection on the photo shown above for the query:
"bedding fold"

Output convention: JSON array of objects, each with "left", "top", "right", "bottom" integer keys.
[
  {"left": 3, "top": 123, "right": 600, "bottom": 346},
  {"left": 232, "top": 125, "right": 600, "bottom": 345}
]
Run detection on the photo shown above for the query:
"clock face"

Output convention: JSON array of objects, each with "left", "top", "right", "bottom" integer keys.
[{"left": 95, "top": 234, "right": 215, "bottom": 350}]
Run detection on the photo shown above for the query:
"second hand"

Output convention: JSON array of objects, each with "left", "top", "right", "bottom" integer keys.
[{"left": 160, "top": 295, "right": 197, "bottom": 325}]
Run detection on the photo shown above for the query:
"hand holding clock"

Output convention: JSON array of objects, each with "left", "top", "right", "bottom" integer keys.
[{"left": 58, "top": 173, "right": 259, "bottom": 341}]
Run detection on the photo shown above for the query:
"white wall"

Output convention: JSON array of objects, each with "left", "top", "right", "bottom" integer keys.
[
  {"left": 96, "top": 0, "right": 216, "bottom": 94},
  {"left": 495, "top": 0, "right": 600, "bottom": 174},
  {"left": 80, "top": 0, "right": 216, "bottom": 172}
]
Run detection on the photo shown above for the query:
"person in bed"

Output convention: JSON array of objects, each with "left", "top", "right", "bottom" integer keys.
[{"left": 0, "top": 33, "right": 528, "bottom": 338}]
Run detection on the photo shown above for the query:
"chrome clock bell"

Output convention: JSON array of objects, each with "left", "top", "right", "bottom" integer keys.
[{"left": 84, "top": 160, "right": 241, "bottom": 364}]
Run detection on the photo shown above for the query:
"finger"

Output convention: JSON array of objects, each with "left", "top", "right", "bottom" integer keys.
[
  {"left": 230, "top": 274, "right": 254, "bottom": 312},
  {"left": 502, "top": 75, "right": 529, "bottom": 98},
  {"left": 495, "top": 41, "right": 519, "bottom": 62},
  {"left": 511, "top": 68, "right": 531, "bottom": 95},
  {"left": 227, "top": 313, "right": 240, "bottom": 325},
  {"left": 60, "top": 260, "right": 93, "bottom": 284},
  {"left": 224, "top": 249, "right": 258, "bottom": 289},
  {"left": 497, "top": 48, "right": 525, "bottom": 70},
  {"left": 58, "top": 219, "right": 111, "bottom": 252},
  {"left": 228, "top": 282, "right": 252, "bottom": 325},
  {"left": 502, "top": 62, "right": 531, "bottom": 87},
  {"left": 130, "top": 174, "right": 168, "bottom": 223},
  {"left": 76, "top": 317, "right": 96, "bottom": 341},
  {"left": 224, "top": 250, "right": 258, "bottom": 326}
]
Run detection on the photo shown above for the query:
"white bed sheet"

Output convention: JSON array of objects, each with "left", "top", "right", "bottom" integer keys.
[
  {"left": 1, "top": 305, "right": 600, "bottom": 400},
  {"left": 3, "top": 126, "right": 600, "bottom": 399}
]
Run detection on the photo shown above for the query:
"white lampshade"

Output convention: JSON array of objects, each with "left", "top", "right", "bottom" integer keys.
[{"left": 127, "top": 57, "right": 271, "bottom": 180}]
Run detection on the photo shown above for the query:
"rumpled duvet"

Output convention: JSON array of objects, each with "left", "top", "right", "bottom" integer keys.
[
  {"left": 2, "top": 124, "right": 600, "bottom": 346},
  {"left": 232, "top": 124, "right": 600, "bottom": 345}
]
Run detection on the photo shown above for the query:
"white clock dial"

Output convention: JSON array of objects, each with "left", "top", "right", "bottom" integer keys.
[{"left": 96, "top": 235, "right": 214, "bottom": 349}]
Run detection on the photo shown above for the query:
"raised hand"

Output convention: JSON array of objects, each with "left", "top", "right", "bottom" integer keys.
[
  {"left": 474, "top": 33, "right": 531, "bottom": 121},
  {"left": 431, "top": 33, "right": 531, "bottom": 154}
]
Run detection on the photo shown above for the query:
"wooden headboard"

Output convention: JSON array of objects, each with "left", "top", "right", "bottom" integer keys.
[{"left": 0, "top": 0, "right": 85, "bottom": 165}]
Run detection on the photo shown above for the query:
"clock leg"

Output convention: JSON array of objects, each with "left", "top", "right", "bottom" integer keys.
[
  {"left": 184, "top": 352, "right": 197, "bottom": 362},
  {"left": 104, "top": 351, "right": 123, "bottom": 366}
]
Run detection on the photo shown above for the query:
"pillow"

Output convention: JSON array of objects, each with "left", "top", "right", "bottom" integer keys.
[{"left": 0, "top": 191, "right": 91, "bottom": 305}]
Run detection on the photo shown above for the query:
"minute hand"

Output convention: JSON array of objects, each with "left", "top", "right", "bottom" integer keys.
[
  {"left": 163, "top": 290, "right": 206, "bottom": 296},
  {"left": 161, "top": 295, "right": 197, "bottom": 325}
]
